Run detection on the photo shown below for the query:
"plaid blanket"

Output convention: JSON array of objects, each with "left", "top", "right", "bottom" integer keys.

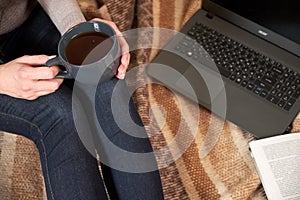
[{"left": 2, "top": 0, "right": 300, "bottom": 199}]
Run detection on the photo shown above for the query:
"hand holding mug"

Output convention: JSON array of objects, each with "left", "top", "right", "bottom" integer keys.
[
  {"left": 0, "top": 55, "right": 63, "bottom": 100},
  {"left": 92, "top": 19, "right": 130, "bottom": 79},
  {"left": 46, "top": 19, "right": 130, "bottom": 81}
]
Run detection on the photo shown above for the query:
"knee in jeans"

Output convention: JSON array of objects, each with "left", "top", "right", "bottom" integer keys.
[{"left": 37, "top": 103, "right": 74, "bottom": 136}]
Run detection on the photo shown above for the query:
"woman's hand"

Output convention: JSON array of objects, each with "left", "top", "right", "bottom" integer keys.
[
  {"left": 0, "top": 55, "right": 63, "bottom": 100},
  {"left": 90, "top": 18, "right": 130, "bottom": 79}
]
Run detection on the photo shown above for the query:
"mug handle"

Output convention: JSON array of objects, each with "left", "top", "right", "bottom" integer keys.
[{"left": 45, "top": 56, "right": 73, "bottom": 79}]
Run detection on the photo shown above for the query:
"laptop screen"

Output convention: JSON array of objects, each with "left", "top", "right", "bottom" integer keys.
[
  {"left": 207, "top": 0, "right": 300, "bottom": 55},
  {"left": 210, "top": 0, "right": 300, "bottom": 44}
]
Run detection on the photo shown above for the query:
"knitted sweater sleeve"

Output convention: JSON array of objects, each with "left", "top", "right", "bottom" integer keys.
[{"left": 38, "top": 0, "right": 86, "bottom": 35}]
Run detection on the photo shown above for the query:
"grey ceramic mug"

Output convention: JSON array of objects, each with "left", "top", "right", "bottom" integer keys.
[{"left": 46, "top": 21, "right": 121, "bottom": 81}]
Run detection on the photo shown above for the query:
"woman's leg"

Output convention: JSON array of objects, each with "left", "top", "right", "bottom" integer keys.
[
  {"left": 0, "top": 84, "right": 108, "bottom": 200},
  {"left": 0, "top": 4, "right": 108, "bottom": 200},
  {"left": 91, "top": 79, "right": 164, "bottom": 200},
  {"left": 1, "top": 3, "right": 164, "bottom": 199}
]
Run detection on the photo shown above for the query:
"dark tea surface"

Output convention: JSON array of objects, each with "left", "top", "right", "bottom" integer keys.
[{"left": 65, "top": 32, "right": 113, "bottom": 65}]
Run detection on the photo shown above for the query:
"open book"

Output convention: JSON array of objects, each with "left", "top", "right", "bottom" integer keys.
[{"left": 249, "top": 133, "right": 300, "bottom": 200}]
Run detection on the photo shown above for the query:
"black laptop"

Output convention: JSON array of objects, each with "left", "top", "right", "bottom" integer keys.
[{"left": 146, "top": 0, "right": 300, "bottom": 138}]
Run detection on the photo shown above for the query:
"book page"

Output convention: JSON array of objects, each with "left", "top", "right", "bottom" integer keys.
[{"left": 249, "top": 133, "right": 300, "bottom": 200}]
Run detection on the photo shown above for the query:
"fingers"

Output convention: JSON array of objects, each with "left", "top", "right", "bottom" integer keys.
[
  {"left": 14, "top": 55, "right": 61, "bottom": 80},
  {"left": 35, "top": 79, "right": 63, "bottom": 93},
  {"left": 116, "top": 34, "right": 130, "bottom": 79},
  {"left": 10, "top": 55, "right": 64, "bottom": 100},
  {"left": 18, "top": 67, "right": 63, "bottom": 99},
  {"left": 116, "top": 39, "right": 130, "bottom": 79},
  {"left": 17, "top": 55, "right": 55, "bottom": 66},
  {"left": 16, "top": 78, "right": 63, "bottom": 100},
  {"left": 17, "top": 65, "right": 61, "bottom": 80},
  {"left": 118, "top": 35, "right": 130, "bottom": 66},
  {"left": 116, "top": 42, "right": 130, "bottom": 79},
  {"left": 116, "top": 57, "right": 129, "bottom": 79},
  {"left": 90, "top": 18, "right": 131, "bottom": 79}
]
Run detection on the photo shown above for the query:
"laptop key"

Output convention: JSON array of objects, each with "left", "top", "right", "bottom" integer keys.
[
  {"left": 262, "top": 76, "right": 276, "bottom": 85},
  {"left": 272, "top": 66, "right": 283, "bottom": 74},
  {"left": 254, "top": 87, "right": 263, "bottom": 95},
  {"left": 246, "top": 83, "right": 255, "bottom": 90},
  {"left": 284, "top": 98, "right": 296, "bottom": 111},
  {"left": 292, "top": 88, "right": 300, "bottom": 99},
  {"left": 260, "top": 90, "right": 268, "bottom": 98},
  {"left": 241, "top": 80, "right": 248, "bottom": 87},
  {"left": 278, "top": 100, "right": 286, "bottom": 108},
  {"left": 254, "top": 80, "right": 272, "bottom": 91},
  {"left": 266, "top": 95, "right": 280, "bottom": 104}
]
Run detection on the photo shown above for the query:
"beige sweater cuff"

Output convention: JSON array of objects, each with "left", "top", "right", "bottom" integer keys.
[{"left": 38, "top": 0, "right": 86, "bottom": 35}]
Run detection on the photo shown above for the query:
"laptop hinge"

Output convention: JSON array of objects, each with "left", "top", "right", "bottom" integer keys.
[{"left": 205, "top": 12, "right": 215, "bottom": 19}]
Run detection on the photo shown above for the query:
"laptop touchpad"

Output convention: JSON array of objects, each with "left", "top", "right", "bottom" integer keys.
[{"left": 175, "top": 65, "right": 225, "bottom": 106}]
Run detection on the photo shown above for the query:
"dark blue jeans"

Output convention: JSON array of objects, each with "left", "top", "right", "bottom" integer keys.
[{"left": 0, "top": 4, "right": 164, "bottom": 200}]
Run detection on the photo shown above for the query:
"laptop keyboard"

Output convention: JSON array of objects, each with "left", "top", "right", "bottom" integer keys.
[{"left": 174, "top": 22, "right": 300, "bottom": 111}]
